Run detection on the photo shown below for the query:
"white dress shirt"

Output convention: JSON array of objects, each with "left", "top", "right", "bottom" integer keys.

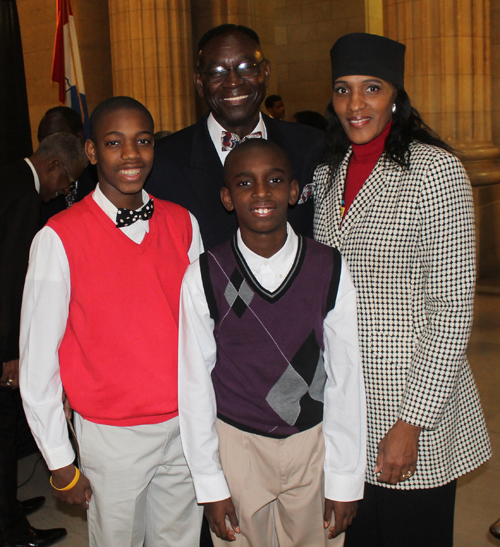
[
  {"left": 19, "top": 185, "right": 203, "bottom": 471},
  {"left": 24, "top": 157, "right": 40, "bottom": 193},
  {"left": 207, "top": 112, "right": 267, "bottom": 165},
  {"left": 178, "top": 225, "right": 367, "bottom": 504}
]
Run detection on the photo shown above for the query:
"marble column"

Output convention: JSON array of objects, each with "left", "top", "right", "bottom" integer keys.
[
  {"left": 365, "top": 0, "right": 384, "bottom": 35},
  {"left": 384, "top": 0, "right": 500, "bottom": 185},
  {"left": 384, "top": 0, "right": 500, "bottom": 283},
  {"left": 108, "top": 0, "right": 195, "bottom": 132}
]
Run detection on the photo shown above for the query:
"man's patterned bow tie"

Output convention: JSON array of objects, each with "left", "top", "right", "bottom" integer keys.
[{"left": 221, "top": 130, "right": 262, "bottom": 151}]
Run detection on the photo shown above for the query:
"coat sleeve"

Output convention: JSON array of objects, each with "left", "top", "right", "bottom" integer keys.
[
  {"left": 0, "top": 189, "right": 40, "bottom": 363},
  {"left": 323, "top": 256, "right": 366, "bottom": 501},
  {"left": 19, "top": 226, "right": 75, "bottom": 470},
  {"left": 398, "top": 151, "right": 476, "bottom": 429},
  {"left": 178, "top": 260, "right": 231, "bottom": 504}
]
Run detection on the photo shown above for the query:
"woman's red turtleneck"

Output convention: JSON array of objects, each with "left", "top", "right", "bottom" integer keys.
[{"left": 343, "top": 121, "right": 391, "bottom": 216}]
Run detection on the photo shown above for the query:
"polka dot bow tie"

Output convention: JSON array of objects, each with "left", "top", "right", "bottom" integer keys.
[
  {"left": 116, "top": 198, "right": 154, "bottom": 227},
  {"left": 221, "top": 130, "right": 262, "bottom": 151}
]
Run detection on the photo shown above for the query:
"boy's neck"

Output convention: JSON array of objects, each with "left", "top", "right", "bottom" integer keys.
[
  {"left": 99, "top": 184, "right": 144, "bottom": 210},
  {"left": 239, "top": 226, "right": 288, "bottom": 259}
]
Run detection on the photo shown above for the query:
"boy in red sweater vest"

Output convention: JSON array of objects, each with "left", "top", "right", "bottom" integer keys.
[{"left": 20, "top": 97, "right": 203, "bottom": 547}]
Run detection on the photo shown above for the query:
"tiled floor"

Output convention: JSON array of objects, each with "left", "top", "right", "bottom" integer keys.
[
  {"left": 16, "top": 292, "right": 500, "bottom": 546},
  {"left": 454, "top": 292, "right": 500, "bottom": 546}
]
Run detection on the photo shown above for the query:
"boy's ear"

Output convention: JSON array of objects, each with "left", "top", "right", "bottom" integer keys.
[
  {"left": 288, "top": 179, "right": 299, "bottom": 206},
  {"left": 85, "top": 139, "right": 97, "bottom": 165},
  {"left": 220, "top": 186, "right": 234, "bottom": 212}
]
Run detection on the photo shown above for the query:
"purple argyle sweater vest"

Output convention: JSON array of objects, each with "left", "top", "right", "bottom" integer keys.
[{"left": 200, "top": 235, "right": 342, "bottom": 438}]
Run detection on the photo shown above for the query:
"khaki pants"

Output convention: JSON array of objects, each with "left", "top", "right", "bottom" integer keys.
[
  {"left": 74, "top": 414, "right": 203, "bottom": 547},
  {"left": 212, "top": 420, "right": 345, "bottom": 547}
]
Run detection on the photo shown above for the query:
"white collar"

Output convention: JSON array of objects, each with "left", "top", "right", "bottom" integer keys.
[
  {"left": 24, "top": 158, "right": 40, "bottom": 194},
  {"left": 236, "top": 223, "right": 298, "bottom": 279},
  {"left": 93, "top": 184, "right": 150, "bottom": 224},
  {"left": 207, "top": 112, "right": 267, "bottom": 165}
]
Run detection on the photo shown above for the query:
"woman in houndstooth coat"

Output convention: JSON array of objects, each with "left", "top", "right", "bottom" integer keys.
[{"left": 312, "top": 33, "right": 491, "bottom": 547}]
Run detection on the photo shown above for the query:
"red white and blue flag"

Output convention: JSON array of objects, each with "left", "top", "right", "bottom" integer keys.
[{"left": 51, "top": 0, "right": 89, "bottom": 137}]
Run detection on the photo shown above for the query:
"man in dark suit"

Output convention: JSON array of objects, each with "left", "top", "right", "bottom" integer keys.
[
  {"left": 146, "top": 24, "right": 326, "bottom": 547},
  {"left": 0, "top": 132, "right": 87, "bottom": 547},
  {"left": 146, "top": 24, "right": 326, "bottom": 250},
  {"left": 38, "top": 106, "right": 98, "bottom": 226}
]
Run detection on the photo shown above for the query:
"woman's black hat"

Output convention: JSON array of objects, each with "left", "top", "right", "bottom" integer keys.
[{"left": 330, "top": 33, "right": 406, "bottom": 88}]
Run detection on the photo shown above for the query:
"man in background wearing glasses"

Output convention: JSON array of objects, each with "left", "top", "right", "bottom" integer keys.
[
  {"left": 38, "top": 106, "right": 98, "bottom": 226},
  {"left": 0, "top": 132, "right": 87, "bottom": 547},
  {"left": 146, "top": 24, "right": 326, "bottom": 251}
]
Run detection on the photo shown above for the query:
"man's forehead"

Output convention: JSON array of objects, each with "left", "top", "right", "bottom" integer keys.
[{"left": 198, "top": 31, "right": 263, "bottom": 65}]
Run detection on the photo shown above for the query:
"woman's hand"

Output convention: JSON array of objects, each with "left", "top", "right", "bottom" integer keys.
[{"left": 375, "top": 419, "right": 421, "bottom": 485}]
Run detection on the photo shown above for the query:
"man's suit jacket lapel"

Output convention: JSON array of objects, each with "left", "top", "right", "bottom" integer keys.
[
  {"left": 263, "top": 114, "right": 294, "bottom": 162},
  {"left": 0, "top": 160, "right": 35, "bottom": 217},
  {"left": 264, "top": 114, "right": 317, "bottom": 237},
  {"left": 189, "top": 114, "right": 222, "bottom": 173},
  {"left": 0, "top": 160, "right": 41, "bottom": 362},
  {"left": 186, "top": 114, "right": 236, "bottom": 246}
]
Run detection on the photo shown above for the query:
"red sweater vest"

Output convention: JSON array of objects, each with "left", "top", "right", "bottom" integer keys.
[{"left": 47, "top": 194, "right": 192, "bottom": 426}]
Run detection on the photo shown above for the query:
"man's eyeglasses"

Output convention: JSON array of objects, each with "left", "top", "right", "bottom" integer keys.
[{"left": 200, "top": 60, "right": 267, "bottom": 84}]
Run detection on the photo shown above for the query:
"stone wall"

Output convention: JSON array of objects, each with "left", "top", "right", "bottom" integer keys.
[
  {"left": 17, "top": 0, "right": 112, "bottom": 147},
  {"left": 16, "top": 0, "right": 365, "bottom": 131},
  {"left": 480, "top": 0, "right": 500, "bottom": 284},
  {"left": 13, "top": 0, "right": 500, "bottom": 284},
  {"left": 274, "top": 0, "right": 365, "bottom": 121}
]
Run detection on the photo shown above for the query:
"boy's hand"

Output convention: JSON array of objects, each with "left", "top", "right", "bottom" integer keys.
[
  {"left": 204, "top": 497, "right": 240, "bottom": 541},
  {"left": 51, "top": 464, "right": 92, "bottom": 509},
  {"left": 324, "top": 499, "right": 357, "bottom": 539}
]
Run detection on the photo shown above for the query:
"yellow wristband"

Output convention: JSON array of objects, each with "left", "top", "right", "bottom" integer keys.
[{"left": 50, "top": 466, "right": 80, "bottom": 491}]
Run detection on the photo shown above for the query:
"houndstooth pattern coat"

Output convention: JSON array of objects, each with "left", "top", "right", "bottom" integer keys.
[{"left": 313, "top": 141, "right": 491, "bottom": 489}]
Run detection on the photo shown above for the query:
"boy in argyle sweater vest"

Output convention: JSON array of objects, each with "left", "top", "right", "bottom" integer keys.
[{"left": 179, "top": 139, "right": 366, "bottom": 546}]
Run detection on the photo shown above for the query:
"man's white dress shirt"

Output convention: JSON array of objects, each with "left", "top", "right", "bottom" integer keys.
[
  {"left": 178, "top": 225, "right": 367, "bottom": 504},
  {"left": 24, "top": 157, "right": 40, "bottom": 193},
  {"left": 19, "top": 185, "right": 203, "bottom": 470},
  {"left": 207, "top": 112, "right": 267, "bottom": 165}
]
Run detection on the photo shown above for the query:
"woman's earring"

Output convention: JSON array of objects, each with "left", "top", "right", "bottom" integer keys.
[{"left": 392, "top": 103, "right": 397, "bottom": 114}]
